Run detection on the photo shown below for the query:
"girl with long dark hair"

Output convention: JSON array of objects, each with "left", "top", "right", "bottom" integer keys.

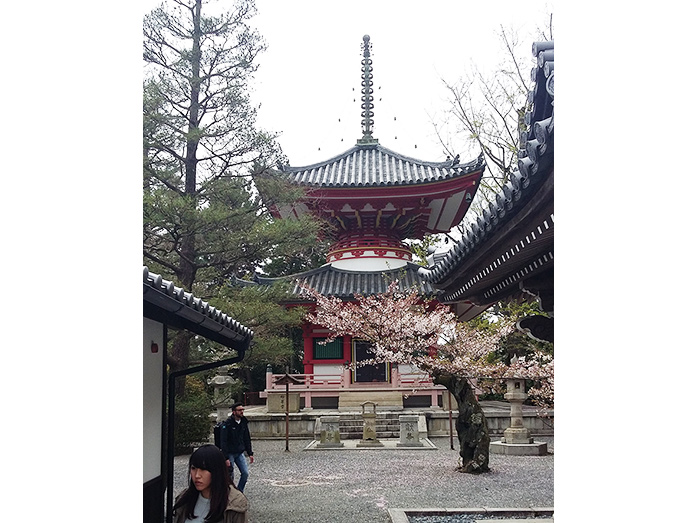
[{"left": 173, "top": 444, "right": 248, "bottom": 523}]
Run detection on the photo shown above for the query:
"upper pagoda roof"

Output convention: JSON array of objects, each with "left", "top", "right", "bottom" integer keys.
[
  {"left": 278, "top": 144, "right": 485, "bottom": 189},
  {"left": 273, "top": 34, "right": 484, "bottom": 193}
]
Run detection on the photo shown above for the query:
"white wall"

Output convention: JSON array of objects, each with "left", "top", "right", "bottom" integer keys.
[
  {"left": 312, "top": 364, "right": 344, "bottom": 377},
  {"left": 143, "top": 318, "right": 164, "bottom": 483},
  {"left": 398, "top": 363, "right": 429, "bottom": 380}
]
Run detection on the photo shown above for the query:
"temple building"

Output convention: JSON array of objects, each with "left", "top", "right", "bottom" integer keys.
[
  {"left": 419, "top": 40, "right": 554, "bottom": 342},
  {"left": 255, "top": 35, "right": 485, "bottom": 410}
]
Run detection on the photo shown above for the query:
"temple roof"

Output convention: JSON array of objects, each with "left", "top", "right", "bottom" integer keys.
[
  {"left": 419, "top": 41, "right": 554, "bottom": 318},
  {"left": 143, "top": 266, "right": 254, "bottom": 348},
  {"left": 278, "top": 145, "right": 485, "bottom": 189},
  {"left": 237, "top": 262, "right": 435, "bottom": 300}
]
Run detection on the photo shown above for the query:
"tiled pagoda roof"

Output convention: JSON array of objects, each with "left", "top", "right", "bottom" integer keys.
[
  {"left": 278, "top": 144, "right": 485, "bottom": 189},
  {"left": 237, "top": 262, "right": 435, "bottom": 301}
]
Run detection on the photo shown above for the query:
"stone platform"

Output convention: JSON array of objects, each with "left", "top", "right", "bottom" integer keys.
[
  {"left": 242, "top": 401, "right": 554, "bottom": 440},
  {"left": 303, "top": 437, "right": 438, "bottom": 451}
]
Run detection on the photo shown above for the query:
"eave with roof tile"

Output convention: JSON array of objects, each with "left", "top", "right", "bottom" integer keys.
[
  {"left": 280, "top": 144, "right": 484, "bottom": 189},
  {"left": 143, "top": 266, "right": 254, "bottom": 350}
]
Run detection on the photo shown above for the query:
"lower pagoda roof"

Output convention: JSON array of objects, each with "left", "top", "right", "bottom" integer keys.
[
  {"left": 237, "top": 262, "right": 435, "bottom": 301},
  {"left": 419, "top": 40, "right": 554, "bottom": 319}
]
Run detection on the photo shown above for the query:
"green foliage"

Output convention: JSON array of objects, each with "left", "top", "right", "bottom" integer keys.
[
  {"left": 206, "top": 282, "right": 310, "bottom": 391},
  {"left": 174, "top": 376, "right": 213, "bottom": 453},
  {"left": 407, "top": 234, "right": 444, "bottom": 266},
  {"left": 143, "top": 0, "right": 325, "bottom": 379},
  {"left": 262, "top": 245, "right": 330, "bottom": 277},
  {"left": 470, "top": 300, "right": 553, "bottom": 365},
  {"left": 143, "top": 0, "right": 326, "bottom": 288}
]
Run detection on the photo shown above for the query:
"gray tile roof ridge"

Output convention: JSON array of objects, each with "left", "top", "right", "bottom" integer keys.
[{"left": 235, "top": 262, "right": 435, "bottom": 299}]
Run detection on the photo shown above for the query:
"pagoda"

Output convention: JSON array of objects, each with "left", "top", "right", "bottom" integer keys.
[{"left": 257, "top": 35, "right": 485, "bottom": 411}]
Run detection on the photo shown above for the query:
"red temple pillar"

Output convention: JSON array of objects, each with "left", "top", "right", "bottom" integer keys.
[{"left": 303, "top": 324, "right": 313, "bottom": 374}]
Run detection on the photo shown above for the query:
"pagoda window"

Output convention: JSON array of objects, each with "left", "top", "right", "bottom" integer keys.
[
  {"left": 352, "top": 340, "right": 389, "bottom": 383},
  {"left": 313, "top": 337, "right": 343, "bottom": 360}
]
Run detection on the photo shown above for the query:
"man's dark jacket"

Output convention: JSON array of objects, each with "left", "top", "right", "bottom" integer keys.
[{"left": 221, "top": 416, "right": 253, "bottom": 457}]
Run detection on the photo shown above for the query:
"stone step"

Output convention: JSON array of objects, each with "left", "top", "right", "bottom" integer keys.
[
  {"left": 339, "top": 417, "right": 400, "bottom": 423},
  {"left": 338, "top": 414, "right": 401, "bottom": 439},
  {"left": 340, "top": 425, "right": 400, "bottom": 433},
  {"left": 340, "top": 423, "right": 400, "bottom": 432},
  {"left": 340, "top": 418, "right": 401, "bottom": 425},
  {"left": 340, "top": 431, "right": 401, "bottom": 440}
]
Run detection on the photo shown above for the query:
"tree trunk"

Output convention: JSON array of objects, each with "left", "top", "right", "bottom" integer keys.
[
  {"left": 440, "top": 375, "right": 491, "bottom": 473},
  {"left": 169, "top": 0, "right": 203, "bottom": 398},
  {"left": 170, "top": 330, "right": 194, "bottom": 398}
]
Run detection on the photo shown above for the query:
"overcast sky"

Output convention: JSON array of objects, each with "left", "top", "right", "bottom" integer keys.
[
  {"left": 142, "top": 0, "right": 554, "bottom": 166},
  {"left": 250, "top": 0, "right": 554, "bottom": 166}
]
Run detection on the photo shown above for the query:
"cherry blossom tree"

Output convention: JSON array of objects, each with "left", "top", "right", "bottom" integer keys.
[{"left": 302, "top": 281, "right": 529, "bottom": 473}]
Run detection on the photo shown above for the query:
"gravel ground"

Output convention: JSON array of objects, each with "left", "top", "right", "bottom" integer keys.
[{"left": 172, "top": 437, "right": 553, "bottom": 523}]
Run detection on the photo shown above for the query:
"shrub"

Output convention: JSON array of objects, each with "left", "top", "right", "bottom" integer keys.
[{"left": 174, "top": 376, "right": 212, "bottom": 454}]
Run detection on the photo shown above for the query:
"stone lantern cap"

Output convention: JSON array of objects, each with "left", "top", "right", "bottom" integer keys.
[{"left": 360, "top": 401, "right": 377, "bottom": 415}]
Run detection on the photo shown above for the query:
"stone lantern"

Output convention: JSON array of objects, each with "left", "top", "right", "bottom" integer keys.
[
  {"left": 208, "top": 368, "right": 235, "bottom": 423},
  {"left": 502, "top": 377, "right": 532, "bottom": 444},
  {"left": 490, "top": 372, "right": 547, "bottom": 456},
  {"left": 357, "top": 401, "right": 384, "bottom": 447}
]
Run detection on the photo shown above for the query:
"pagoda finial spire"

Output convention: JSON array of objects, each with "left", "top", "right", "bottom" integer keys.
[{"left": 357, "top": 35, "right": 378, "bottom": 145}]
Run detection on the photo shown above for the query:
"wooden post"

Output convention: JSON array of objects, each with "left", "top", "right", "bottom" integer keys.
[
  {"left": 272, "top": 372, "right": 303, "bottom": 453},
  {"left": 285, "top": 381, "right": 290, "bottom": 452}
]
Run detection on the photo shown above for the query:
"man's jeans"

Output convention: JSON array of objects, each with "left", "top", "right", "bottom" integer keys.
[{"left": 228, "top": 453, "right": 250, "bottom": 492}]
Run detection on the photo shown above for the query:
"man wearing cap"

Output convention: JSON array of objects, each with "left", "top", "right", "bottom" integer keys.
[{"left": 221, "top": 402, "right": 255, "bottom": 492}]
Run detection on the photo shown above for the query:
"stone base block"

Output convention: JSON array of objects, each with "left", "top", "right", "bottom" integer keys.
[
  {"left": 356, "top": 440, "right": 384, "bottom": 447},
  {"left": 267, "top": 392, "right": 300, "bottom": 413},
  {"left": 503, "top": 426, "right": 533, "bottom": 444},
  {"left": 316, "top": 442, "right": 344, "bottom": 448},
  {"left": 490, "top": 440, "right": 548, "bottom": 456}
]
